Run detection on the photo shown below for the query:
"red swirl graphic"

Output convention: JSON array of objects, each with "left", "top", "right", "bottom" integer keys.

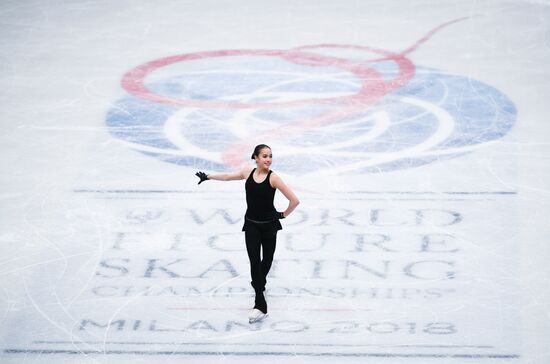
[{"left": 120, "top": 18, "right": 468, "bottom": 169}]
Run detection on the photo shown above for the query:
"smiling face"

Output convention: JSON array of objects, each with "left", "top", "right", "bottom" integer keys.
[{"left": 254, "top": 147, "right": 272, "bottom": 170}]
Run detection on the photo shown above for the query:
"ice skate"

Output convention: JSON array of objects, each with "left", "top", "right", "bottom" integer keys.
[
  {"left": 249, "top": 290, "right": 268, "bottom": 323},
  {"left": 248, "top": 308, "right": 268, "bottom": 324}
]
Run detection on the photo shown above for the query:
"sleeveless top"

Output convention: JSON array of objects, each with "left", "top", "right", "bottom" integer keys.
[{"left": 242, "top": 168, "right": 283, "bottom": 232}]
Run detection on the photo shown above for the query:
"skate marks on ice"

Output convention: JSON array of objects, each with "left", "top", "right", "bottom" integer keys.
[{"left": 0, "top": 6, "right": 527, "bottom": 362}]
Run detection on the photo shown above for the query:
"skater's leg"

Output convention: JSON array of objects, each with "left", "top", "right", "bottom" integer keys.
[
  {"left": 260, "top": 230, "right": 278, "bottom": 287},
  {"left": 251, "top": 229, "right": 277, "bottom": 315},
  {"left": 244, "top": 225, "right": 265, "bottom": 293}
]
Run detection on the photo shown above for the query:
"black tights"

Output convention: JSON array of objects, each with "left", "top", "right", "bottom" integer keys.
[{"left": 244, "top": 222, "right": 278, "bottom": 296}]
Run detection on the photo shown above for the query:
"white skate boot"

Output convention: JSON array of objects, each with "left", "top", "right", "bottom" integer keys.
[{"left": 248, "top": 308, "right": 268, "bottom": 324}]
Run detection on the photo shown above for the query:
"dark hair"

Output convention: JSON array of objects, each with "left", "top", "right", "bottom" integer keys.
[{"left": 251, "top": 144, "right": 271, "bottom": 159}]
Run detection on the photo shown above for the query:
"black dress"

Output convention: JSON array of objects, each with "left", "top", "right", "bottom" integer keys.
[{"left": 241, "top": 168, "right": 282, "bottom": 233}]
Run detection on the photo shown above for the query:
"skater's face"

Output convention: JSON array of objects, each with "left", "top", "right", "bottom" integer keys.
[{"left": 255, "top": 147, "right": 272, "bottom": 169}]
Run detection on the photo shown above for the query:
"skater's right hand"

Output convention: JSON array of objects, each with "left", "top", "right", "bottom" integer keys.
[{"left": 195, "top": 171, "right": 209, "bottom": 184}]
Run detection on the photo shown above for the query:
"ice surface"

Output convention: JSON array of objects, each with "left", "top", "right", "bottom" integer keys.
[{"left": 1, "top": 0, "right": 550, "bottom": 363}]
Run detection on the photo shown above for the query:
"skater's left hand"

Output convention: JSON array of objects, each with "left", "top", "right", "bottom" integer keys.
[{"left": 275, "top": 211, "right": 285, "bottom": 219}]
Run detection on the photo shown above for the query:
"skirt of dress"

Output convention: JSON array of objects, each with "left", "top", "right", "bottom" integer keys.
[{"left": 242, "top": 216, "right": 283, "bottom": 233}]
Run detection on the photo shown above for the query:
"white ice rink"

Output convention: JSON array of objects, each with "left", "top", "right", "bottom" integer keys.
[{"left": 1, "top": 0, "right": 550, "bottom": 363}]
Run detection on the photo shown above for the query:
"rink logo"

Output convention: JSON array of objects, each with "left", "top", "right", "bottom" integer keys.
[{"left": 107, "top": 30, "right": 516, "bottom": 174}]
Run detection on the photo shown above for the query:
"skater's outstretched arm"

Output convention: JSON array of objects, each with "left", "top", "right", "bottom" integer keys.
[{"left": 196, "top": 166, "right": 253, "bottom": 184}]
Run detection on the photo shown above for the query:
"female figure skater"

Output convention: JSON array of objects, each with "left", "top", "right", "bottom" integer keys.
[{"left": 195, "top": 144, "right": 300, "bottom": 323}]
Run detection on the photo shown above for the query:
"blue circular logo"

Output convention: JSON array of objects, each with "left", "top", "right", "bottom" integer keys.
[{"left": 107, "top": 45, "right": 516, "bottom": 175}]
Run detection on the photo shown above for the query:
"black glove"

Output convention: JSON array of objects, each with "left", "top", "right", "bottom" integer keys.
[
  {"left": 195, "top": 171, "right": 209, "bottom": 184},
  {"left": 275, "top": 211, "right": 285, "bottom": 219}
]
